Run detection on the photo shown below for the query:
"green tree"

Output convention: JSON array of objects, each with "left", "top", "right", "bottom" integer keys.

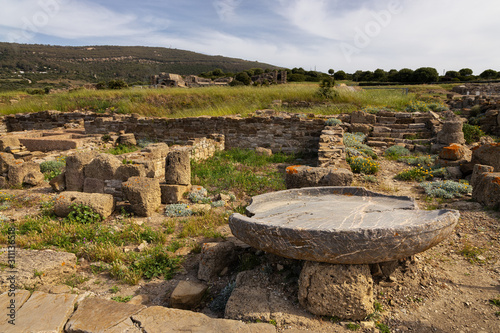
[
  {"left": 373, "top": 68, "right": 388, "bottom": 82},
  {"left": 328, "top": 69, "right": 334, "bottom": 76},
  {"left": 107, "top": 79, "right": 128, "bottom": 89},
  {"left": 445, "top": 70, "right": 460, "bottom": 79},
  {"left": 235, "top": 72, "right": 251, "bottom": 85},
  {"left": 333, "top": 70, "right": 347, "bottom": 80},
  {"left": 412, "top": 67, "right": 439, "bottom": 83},
  {"left": 480, "top": 69, "right": 497, "bottom": 79},
  {"left": 459, "top": 68, "right": 473, "bottom": 76},
  {"left": 396, "top": 68, "right": 414, "bottom": 83}
]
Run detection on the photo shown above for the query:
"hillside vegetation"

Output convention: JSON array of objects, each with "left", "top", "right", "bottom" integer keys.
[{"left": 0, "top": 43, "right": 278, "bottom": 91}]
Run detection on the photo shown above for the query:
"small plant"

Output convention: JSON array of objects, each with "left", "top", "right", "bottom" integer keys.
[
  {"left": 188, "top": 187, "right": 210, "bottom": 203},
  {"left": 165, "top": 204, "right": 193, "bottom": 217},
  {"left": 463, "top": 123, "right": 485, "bottom": 144},
  {"left": 64, "top": 274, "right": 89, "bottom": 288},
  {"left": 0, "top": 192, "right": 15, "bottom": 203},
  {"left": 346, "top": 323, "right": 361, "bottom": 331},
  {"left": 325, "top": 118, "right": 342, "bottom": 126},
  {"left": 40, "top": 158, "right": 66, "bottom": 181},
  {"left": 428, "top": 102, "right": 449, "bottom": 112},
  {"left": 164, "top": 219, "right": 176, "bottom": 234},
  {"left": 65, "top": 204, "right": 102, "bottom": 224},
  {"left": 39, "top": 200, "right": 55, "bottom": 217},
  {"left": 363, "top": 175, "right": 378, "bottom": 183},
  {"left": 107, "top": 144, "right": 138, "bottom": 155},
  {"left": 122, "top": 158, "right": 134, "bottom": 164},
  {"left": 211, "top": 200, "right": 225, "bottom": 208},
  {"left": 130, "top": 245, "right": 182, "bottom": 280},
  {"left": 110, "top": 285, "right": 120, "bottom": 293},
  {"left": 460, "top": 242, "right": 486, "bottom": 263},
  {"left": 347, "top": 156, "right": 379, "bottom": 174},
  {"left": 396, "top": 166, "right": 434, "bottom": 182},
  {"left": 384, "top": 145, "right": 410, "bottom": 160},
  {"left": 101, "top": 134, "right": 112, "bottom": 143},
  {"left": 269, "top": 319, "right": 277, "bottom": 326},
  {"left": 420, "top": 180, "right": 472, "bottom": 198},
  {"left": 33, "top": 269, "right": 44, "bottom": 278},
  {"left": 489, "top": 297, "right": 500, "bottom": 307},
  {"left": 376, "top": 322, "right": 391, "bottom": 333},
  {"left": 111, "top": 295, "right": 133, "bottom": 303}
]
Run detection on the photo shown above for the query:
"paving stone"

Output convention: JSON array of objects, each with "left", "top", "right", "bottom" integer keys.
[
  {"left": 229, "top": 187, "right": 460, "bottom": 264},
  {"left": 132, "top": 306, "right": 276, "bottom": 333},
  {"left": 0, "top": 291, "right": 76, "bottom": 333},
  {"left": 0, "top": 290, "right": 31, "bottom": 326},
  {"left": 170, "top": 280, "right": 208, "bottom": 310},
  {"left": 65, "top": 297, "right": 146, "bottom": 333}
]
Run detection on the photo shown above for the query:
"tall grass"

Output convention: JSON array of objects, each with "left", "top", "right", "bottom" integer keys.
[{"left": 0, "top": 83, "right": 418, "bottom": 118}]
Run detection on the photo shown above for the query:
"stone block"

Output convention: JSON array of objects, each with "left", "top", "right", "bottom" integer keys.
[
  {"left": 471, "top": 143, "right": 500, "bottom": 172},
  {"left": 122, "top": 177, "right": 161, "bottom": 217},
  {"left": 117, "top": 133, "right": 137, "bottom": 146},
  {"left": 198, "top": 242, "right": 237, "bottom": 281},
  {"left": 298, "top": 262, "right": 373, "bottom": 320},
  {"left": 54, "top": 191, "right": 115, "bottom": 219},
  {"left": 141, "top": 142, "right": 170, "bottom": 159},
  {"left": 351, "top": 111, "right": 376, "bottom": 124},
  {"left": 0, "top": 291, "right": 77, "bottom": 333},
  {"left": 65, "top": 151, "right": 97, "bottom": 191},
  {"left": 7, "top": 161, "right": 43, "bottom": 186},
  {"left": 160, "top": 184, "right": 190, "bottom": 204},
  {"left": 165, "top": 148, "right": 191, "bottom": 185},
  {"left": 0, "top": 290, "right": 31, "bottom": 326},
  {"left": 255, "top": 147, "right": 272, "bottom": 156},
  {"left": 49, "top": 172, "right": 66, "bottom": 192},
  {"left": 0, "top": 152, "right": 15, "bottom": 174},
  {"left": 285, "top": 165, "right": 353, "bottom": 189},
  {"left": 84, "top": 153, "right": 122, "bottom": 180},
  {"left": 472, "top": 171, "right": 500, "bottom": 209},
  {"left": 350, "top": 123, "right": 372, "bottom": 134},
  {"left": 65, "top": 297, "right": 145, "bottom": 333},
  {"left": 471, "top": 164, "right": 495, "bottom": 187},
  {"left": 170, "top": 280, "right": 208, "bottom": 310},
  {"left": 439, "top": 144, "right": 471, "bottom": 161},
  {"left": 0, "top": 137, "right": 20, "bottom": 151},
  {"left": 83, "top": 177, "right": 105, "bottom": 193},
  {"left": 115, "top": 163, "right": 147, "bottom": 181},
  {"left": 437, "top": 121, "right": 465, "bottom": 145}
]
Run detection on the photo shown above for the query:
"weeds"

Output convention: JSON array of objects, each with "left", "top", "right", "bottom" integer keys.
[
  {"left": 347, "top": 156, "right": 380, "bottom": 174},
  {"left": 39, "top": 157, "right": 66, "bottom": 181},
  {"left": 420, "top": 180, "right": 472, "bottom": 198},
  {"left": 111, "top": 295, "right": 134, "bottom": 303},
  {"left": 463, "top": 123, "right": 485, "bottom": 144},
  {"left": 384, "top": 145, "right": 410, "bottom": 160},
  {"left": 460, "top": 242, "right": 486, "bottom": 264},
  {"left": 65, "top": 204, "right": 102, "bottom": 224},
  {"left": 107, "top": 144, "right": 138, "bottom": 155}
]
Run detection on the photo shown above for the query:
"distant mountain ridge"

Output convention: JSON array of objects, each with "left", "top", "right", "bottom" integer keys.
[{"left": 0, "top": 43, "right": 280, "bottom": 90}]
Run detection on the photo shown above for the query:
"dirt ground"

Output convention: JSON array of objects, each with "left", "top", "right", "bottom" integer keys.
[{"left": 1, "top": 157, "right": 499, "bottom": 333}]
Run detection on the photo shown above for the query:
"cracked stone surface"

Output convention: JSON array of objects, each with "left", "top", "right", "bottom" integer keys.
[{"left": 229, "top": 187, "right": 460, "bottom": 264}]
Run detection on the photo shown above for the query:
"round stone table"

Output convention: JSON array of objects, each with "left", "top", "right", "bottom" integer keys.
[{"left": 229, "top": 187, "right": 460, "bottom": 264}]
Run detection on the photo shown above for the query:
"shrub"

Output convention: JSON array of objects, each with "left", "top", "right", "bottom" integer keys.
[
  {"left": 385, "top": 145, "right": 410, "bottom": 160},
  {"left": 40, "top": 158, "right": 66, "bottom": 181},
  {"left": 399, "top": 154, "right": 436, "bottom": 166},
  {"left": 420, "top": 180, "right": 472, "bottom": 198},
  {"left": 396, "top": 166, "right": 434, "bottom": 181},
  {"left": 107, "top": 144, "right": 138, "bottom": 155},
  {"left": 211, "top": 200, "right": 225, "bottom": 208},
  {"left": 428, "top": 103, "right": 449, "bottom": 112},
  {"left": 463, "top": 123, "right": 485, "bottom": 144},
  {"left": 325, "top": 118, "right": 342, "bottom": 126},
  {"left": 131, "top": 245, "right": 181, "bottom": 280},
  {"left": 347, "top": 156, "right": 379, "bottom": 174},
  {"left": 405, "top": 100, "right": 430, "bottom": 112},
  {"left": 188, "top": 187, "right": 210, "bottom": 204},
  {"left": 65, "top": 204, "right": 102, "bottom": 224},
  {"left": 165, "top": 204, "right": 193, "bottom": 217}
]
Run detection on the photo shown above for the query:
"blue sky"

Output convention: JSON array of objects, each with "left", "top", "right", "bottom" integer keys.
[{"left": 1, "top": 0, "right": 498, "bottom": 74}]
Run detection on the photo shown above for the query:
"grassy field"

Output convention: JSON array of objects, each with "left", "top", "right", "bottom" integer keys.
[{"left": 0, "top": 82, "right": 440, "bottom": 118}]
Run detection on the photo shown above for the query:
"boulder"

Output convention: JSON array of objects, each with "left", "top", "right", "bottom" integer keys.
[
  {"left": 285, "top": 165, "right": 353, "bottom": 189},
  {"left": 122, "top": 177, "right": 161, "bottom": 217},
  {"left": 83, "top": 177, "right": 105, "bottom": 193},
  {"left": 160, "top": 184, "right": 190, "bottom": 204},
  {"left": 298, "top": 262, "right": 373, "bottom": 320},
  {"left": 7, "top": 161, "right": 44, "bottom": 186},
  {"left": 471, "top": 143, "right": 500, "bottom": 172},
  {"left": 115, "top": 163, "right": 147, "bottom": 181},
  {"left": 439, "top": 144, "right": 471, "bottom": 161},
  {"left": 198, "top": 242, "right": 237, "bottom": 281},
  {"left": 255, "top": 147, "right": 272, "bottom": 156},
  {"left": 49, "top": 172, "right": 66, "bottom": 192},
  {"left": 84, "top": 154, "right": 122, "bottom": 180},
  {"left": 471, "top": 170, "right": 500, "bottom": 209},
  {"left": 65, "top": 151, "right": 97, "bottom": 191},
  {"left": 170, "top": 280, "right": 208, "bottom": 310},
  {"left": 437, "top": 121, "right": 465, "bottom": 145},
  {"left": 0, "top": 152, "right": 15, "bottom": 174},
  {"left": 0, "top": 137, "right": 20, "bottom": 151},
  {"left": 117, "top": 133, "right": 137, "bottom": 146},
  {"left": 165, "top": 148, "right": 191, "bottom": 185},
  {"left": 53, "top": 191, "right": 115, "bottom": 219},
  {"left": 471, "top": 164, "right": 495, "bottom": 187}
]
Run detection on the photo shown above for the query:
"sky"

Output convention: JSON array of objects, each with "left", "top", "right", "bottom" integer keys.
[{"left": 0, "top": 0, "right": 498, "bottom": 75}]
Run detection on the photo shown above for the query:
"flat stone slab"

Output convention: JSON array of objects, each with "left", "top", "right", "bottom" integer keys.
[
  {"left": 0, "top": 291, "right": 77, "bottom": 332},
  {"left": 229, "top": 187, "right": 459, "bottom": 264}
]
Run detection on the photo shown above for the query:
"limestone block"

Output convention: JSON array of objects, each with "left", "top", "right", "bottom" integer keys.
[
  {"left": 54, "top": 191, "right": 115, "bottom": 219},
  {"left": 115, "top": 163, "right": 146, "bottom": 181},
  {"left": 439, "top": 143, "right": 471, "bottom": 161},
  {"left": 7, "top": 161, "right": 43, "bottom": 186},
  {"left": 141, "top": 142, "right": 170, "bottom": 159},
  {"left": 117, "top": 133, "right": 137, "bottom": 146},
  {"left": 471, "top": 164, "right": 495, "bottom": 187},
  {"left": 285, "top": 165, "right": 353, "bottom": 189},
  {"left": 132, "top": 306, "right": 275, "bottom": 333},
  {"left": 255, "top": 147, "right": 272, "bottom": 156},
  {"left": 0, "top": 137, "right": 20, "bottom": 152},
  {"left": 65, "top": 151, "right": 97, "bottom": 191},
  {"left": 472, "top": 171, "right": 500, "bottom": 209},
  {"left": 65, "top": 297, "right": 145, "bottom": 333},
  {"left": 298, "top": 262, "right": 373, "bottom": 320},
  {"left": 0, "top": 152, "right": 15, "bottom": 174},
  {"left": 198, "top": 242, "right": 237, "bottom": 281},
  {"left": 471, "top": 143, "right": 500, "bottom": 172},
  {"left": 350, "top": 123, "right": 372, "bottom": 134},
  {"left": 165, "top": 148, "right": 191, "bottom": 185},
  {"left": 170, "top": 280, "right": 208, "bottom": 310},
  {"left": 122, "top": 177, "right": 161, "bottom": 217},
  {"left": 0, "top": 290, "right": 31, "bottom": 326},
  {"left": 83, "top": 177, "right": 105, "bottom": 193},
  {"left": 0, "top": 291, "right": 77, "bottom": 333},
  {"left": 351, "top": 111, "right": 376, "bottom": 124},
  {"left": 437, "top": 121, "right": 465, "bottom": 145},
  {"left": 160, "top": 184, "right": 190, "bottom": 204},
  {"left": 49, "top": 172, "right": 66, "bottom": 192},
  {"left": 84, "top": 153, "right": 122, "bottom": 180}
]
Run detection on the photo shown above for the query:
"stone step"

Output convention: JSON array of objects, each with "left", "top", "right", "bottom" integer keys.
[{"left": 367, "top": 140, "right": 390, "bottom": 147}]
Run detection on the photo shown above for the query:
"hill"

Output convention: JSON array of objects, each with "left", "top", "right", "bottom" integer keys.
[{"left": 0, "top": 43, "right": 280, "bottom": 91}]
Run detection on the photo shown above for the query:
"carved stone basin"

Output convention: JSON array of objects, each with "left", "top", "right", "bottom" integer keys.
[{"left": 229, "top": 187, "right": 459, "bottom": 264}]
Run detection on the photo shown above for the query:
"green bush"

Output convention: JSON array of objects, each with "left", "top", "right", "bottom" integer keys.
[
  {"left": 65, "top": 204, "right": 102, "bottom": 224},
  {"left": 325, "top": 118, "right": 342, "bottom": 126},
  {"left": 463, "top": 123, "right": 485, "bottom": 144},
  {"left": 165, "top": 204, "right": 193, "bottom": 217},
  {"left": 398, "top": 154, "right": 436, "bottom": 166},
  {"left": 405, "top": 100, "right": 430, "bottom": 112},
  {"left": 347, "top": 156, "right": 379, "bottom": 174},
  {"left": 396, "top": 166, "right": 434, "bottom": 181},
  {"left": 40, "top": 158, "right": 66, "bottom": 181},
  {"left": 420, "top": 180, "right": 472, "bottom": 198},
  {"left": 385, "top": 145, "right": 411, "bottom": 160},
  {"left": 107, "top": 144, "right": 138, "bottom": 155}
]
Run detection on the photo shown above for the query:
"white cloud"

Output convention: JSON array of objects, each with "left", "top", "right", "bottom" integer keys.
[{"left": 213, "top": 0, "right": 241, "bottom": 22}]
